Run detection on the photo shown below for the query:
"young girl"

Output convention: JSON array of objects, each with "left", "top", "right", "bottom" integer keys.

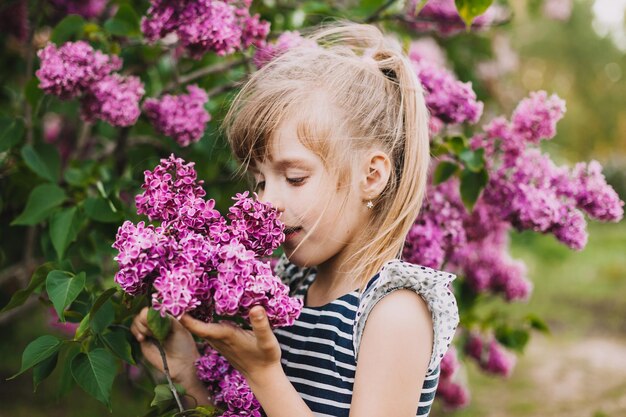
[{"left": 131, "top": 22, "right": 459, "bottom": 417}]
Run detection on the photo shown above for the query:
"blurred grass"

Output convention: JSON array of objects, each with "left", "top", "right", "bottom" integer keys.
[{"left": 1, "top": 221, "right": 624, "bottom": 416}]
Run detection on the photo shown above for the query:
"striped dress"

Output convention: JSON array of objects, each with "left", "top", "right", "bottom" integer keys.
[{"left": 272, "top": 255, "right": 459, "bottom": 417}]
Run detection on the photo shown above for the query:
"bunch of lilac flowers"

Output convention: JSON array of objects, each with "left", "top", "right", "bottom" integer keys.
[
  {"left": 36, "top": 41, "right": 144, "bottom": 126},
  {"left": 253, "top": 31, "right": 317, "bottom": 69},
  {"left": 408, "top": 39, "right": 484, "bottom": 131},
  {"left": 113, "top": 155, "right": 302, "bottom": 415},
  {"left": 144, "top": 85, "right": 211, "bottom": 147},
  {"left": 196, "top": 345, "right": 262, "bottom": 417},
  {"left": 113, "top": 154, "right": 302, "bottom": 326},
  {"left": 141, "top": 0, "right": 270, "bottom": 59}
]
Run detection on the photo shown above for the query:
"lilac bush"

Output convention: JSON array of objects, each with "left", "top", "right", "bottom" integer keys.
[
  {"left": 144, "top": 85, "right": 211, "bottom": 147},
  {"left": 141, "top": 0, "right": 270, "bottom": 59}
]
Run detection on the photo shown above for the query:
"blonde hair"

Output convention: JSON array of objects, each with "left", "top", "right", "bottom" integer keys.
[{"left": 223, "top": 21, "right": 430, "bottom": 291}]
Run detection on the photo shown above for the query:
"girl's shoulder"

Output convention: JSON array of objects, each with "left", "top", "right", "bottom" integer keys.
[{"left": 353, "top": 259, "right": 460, "bottom": 375}]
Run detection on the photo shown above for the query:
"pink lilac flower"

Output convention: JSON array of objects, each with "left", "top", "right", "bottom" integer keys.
[
  {"left": 49, "top": 0, "right": 108, "bottom": 19},
  {"left": 135, "top": 154, "right": 207, "bottom": 222},
  {"left": 465, "top": 333, "right": 517, "bottom": 377},
  {"left": 543, "top": 0, "right": 573, "bottom": 21},
  {"left": 81, "top": 73, "right": 144, "bottom": 126},
  {"left": 510, "top": 91, "right": 566, "bottom": 144},
  {"left": 113, "top": 221, "right": 169, "bottom": 295},
  {"left": 410, "top": 59, "right": 483, "bottom": 125},
  {"left": 141, "top": 0, "right": 270, "bottom": 59},
  {"left": 227, "top": 191, "right": 285, "bottom": 256},
  {"left": 47, "top": 307, "right": 80, "bottom": 335},
  {"left": 571, "top": 160, "right": 624, "bottom": 222},
  {"left": 406, "top": 0, "right": 505, "bottom": 37},
  {"left": 437, "top": 379, "right": 470, "bottom": 409},
  {"left": 404, "top": 175, "right": 467, "bottom": 268},
  {"left": 152, "top": 263, "right": 209, "bottom": 318},
  {"left": 408, "top": 38, "right": 447, "bottom": 68},
  {"left": 253, "top": 31, "right": 317, "bottom": 68},
  {"left": 144, "top": 85, "right": 211, "bottom": 147},
  {"left": 440, "top": 346, "right": 459, "bottom": 379},
  {"left": 485, "top": 339, "right": 517, "bottom": 377},
  {"left": 36, "top": 41, "right": 121, "bottom": 99},
  {"left": 196, "top": 345, "right": 262, "bottom": 416}
]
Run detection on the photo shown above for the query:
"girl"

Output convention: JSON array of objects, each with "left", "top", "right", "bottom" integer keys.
[{"left": 131, "top": 22, "right": 459, "bottom": 417}]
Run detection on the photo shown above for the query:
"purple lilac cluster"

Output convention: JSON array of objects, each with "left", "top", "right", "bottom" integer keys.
[
  {"left": 49, "top": 0, "right": 108, "bottom": 19},
  {"left": 81, "top": 74, "right": 145, "bottom": 127},
  {"left": 141, "top": 0, "right": 270, "bottom": 59},
  {"left": 465, "top": 333, "right": 517, "bottom": 377},
  {"left": 408, "top": 47, "right": 483, "bottom": 129},
  {"left": 196, "top": 345, "right": 262, "bottom": 417},
  {"left": 114, "top": 154, "right": 302, "bottom": 328},
  {"left": 469, "top": 91, "right": 623, "bottom": 250},
  {"left": 436, "top": 347, "right": 470, "bottom": 409},
  {"left": 36, "top": 41, "right": 144, "bottom": 126},
  {"left": 406, "top": 0, "right": 506, "bottom": 37},
  {"left": 36, "top": 41, "right": 121, "bottom": 99},
  {"left": 144, "top": 85, "right": 211, "bottom": 147},
  {"left": 252, "top": 31, "right": 317, "bottom": 68}
]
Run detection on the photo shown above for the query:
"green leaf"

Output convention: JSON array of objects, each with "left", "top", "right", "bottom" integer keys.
[
  {"left": 0, "top": 117, "right": 25, "bottom": 152},
  {"left": 526, "top": 314, "right": 550, "bottom": 334},
  {"left": 71, "top": 348, "right": 117, "bottom": 409},
  {"left": 495, "top": 326, "right": 530, "bottom": 353},
  {"left": 64, "top": 167, "right": 91, "bottom": 187},
  {"left": 11, "top": 184, "right": 67, "bottom": 226},
  {"left": 103, "top": 4, "right": 140, "bottom": 37},
  {"left": 459, "top": 148, "right": 485, "bottom": 172},
  {"left": 446, "top": 135, "right": 467, "bottom": 155},
  {"left": 89, "top": 288, "right": 117, "bottom": 318},
  {"left": 9, "top": 335, "right": 62, "bottom": 379},
  {"left": 57, "top": 343, "right": 81, "bottom": 397},
  {"left": 84, "top": 197, "right": 121, "bottom": 223},
  {"left": 460, "top": 168, "right": 488, "bottom": 212},
  {"left": 33, "top": 351, "right": 59, "bottom": 391},
  {"left": 455, "top": 0, "right": 494, "bottom": 27},
  {"left": 90, "top": 299, "right": 115, "bottom": 334},
  {"left": 101, "top": 328, "right": 135, "bottom": 365},
  {"left": 49, "top": 207, "right": 81, "bottom": 259},
  {"left": 433, "top": 161, "right": 459, "bottom": 185},
  {"left": 1, "top": 262, "right": 55, "bottom": 313},
  {"left": 151, "top": 384, "right": 175, "bottom": 412},
  {"left": 75, "top": 313, "right": 91, "bottom": 340},
  {"left": 147, "top": 308, "right": 171, "bottom": 342},
  {"left": 51, "top": 15, "right": 86, "bottom": 44},
  {"left": 21, "top": 144, "right": 61, "bottom": 182},
  {"left": 25, "top": 78, "right": 44, "bottom": 110},
  {"left": 46, "top": 271, "right": 86, "bottom": 322}
]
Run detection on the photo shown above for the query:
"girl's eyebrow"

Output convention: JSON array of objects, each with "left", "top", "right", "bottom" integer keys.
[{"left": 250, "top": 158, "right": 313, "bottom": 172}]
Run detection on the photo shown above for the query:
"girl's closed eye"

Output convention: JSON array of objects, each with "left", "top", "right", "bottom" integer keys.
[{"left": 287, "top": 177, "right": 307, "bottom": 185}]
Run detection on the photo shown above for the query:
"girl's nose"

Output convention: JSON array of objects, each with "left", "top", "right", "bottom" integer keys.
[{"left": 257, "top": 190, "right": 285, "bottom": 214}]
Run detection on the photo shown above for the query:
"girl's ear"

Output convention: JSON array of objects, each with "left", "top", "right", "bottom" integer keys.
[{"left": 360, "top": 150, "right": 391, "bottom": 200}]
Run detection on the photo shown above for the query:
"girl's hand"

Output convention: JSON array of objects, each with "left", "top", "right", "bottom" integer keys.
[
  {"left": 130, "top": 307, "right": 200, "bottom": 385},
  {"left": 179, "top": 306, "right": 282, "bottom": 384}
]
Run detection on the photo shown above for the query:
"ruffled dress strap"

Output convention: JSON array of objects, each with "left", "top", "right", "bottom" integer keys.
[{"left": 353, "top": 259, "right": 459, "bottom": 374}]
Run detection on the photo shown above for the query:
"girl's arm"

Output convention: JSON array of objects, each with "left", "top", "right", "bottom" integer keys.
[{"left": 350, "top": 289, "right": 433, "bottom": 417}]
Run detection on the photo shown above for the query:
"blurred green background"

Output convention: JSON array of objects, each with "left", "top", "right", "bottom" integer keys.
[{"left": 1, "top": 0, "right": 625, "bottom": 416}]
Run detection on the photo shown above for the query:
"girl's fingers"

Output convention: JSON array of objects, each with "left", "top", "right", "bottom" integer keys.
[
  {"left": 179, "top": 314, "right": 231, "bottom": 340},
  {"left": 249, "top": 306, "right": 274, "bottom": 349}
]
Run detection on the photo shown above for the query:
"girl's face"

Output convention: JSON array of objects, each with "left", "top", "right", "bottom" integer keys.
[{"left": 251, "top": 118, "right": 370, "bottom": 269}]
